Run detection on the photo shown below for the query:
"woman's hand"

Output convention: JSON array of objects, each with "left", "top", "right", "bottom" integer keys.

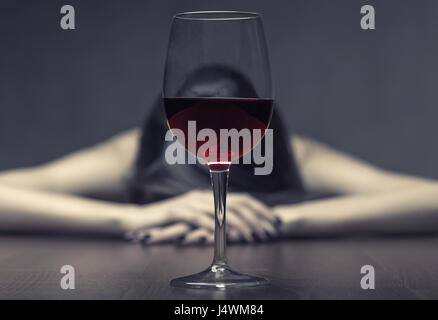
[{"left": 122, "top": 190, "right": 281, "bottom": 245}]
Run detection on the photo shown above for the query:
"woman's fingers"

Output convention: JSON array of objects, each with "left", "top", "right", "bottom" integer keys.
[
  {"left": 231, "top": 202, "right": 277, "bottom": 237},
  {"left": 163, "top": 190, "right": 280, "bottom": 243},
  {"left": 228, "top": 194, "right": 279, "bottom": 239},
  {"left": 194, "top": 190, "right": 280, "bottom": 241},
  {"left": 171, "top": 192, "right": 254, "bottom": 241},
  {"left": 231, "top": 193, "right": 279, "bottom": 225},
  {"left": 227, "top": 228, "right": 242, "bottom": 243},
  {"left": 197, "top": 191, "right": 278, "bottom": 226},
  {"left": 189, "top": 201, "right": 254, "bottom": 242},
  {"left": 228, "top": 204, "right": 269, "bottom": 240},
  {"left": 180, "top": 228, "right": 214, "bottom": 246},
  {"left": 224, "top": 211, "right": 254, "bottom": 242},
  {"left": 169, "top": 205, "right": 216, "bottom": 231},
  {"left": 134, "top": 223, "right": 191, "bottom": 244},
  {"left": 127, "top": 224, "right": 241, "bottom": 246},
  {"left": 179, "top": 228, "right": 241, "bottom": 246},
  {"left": 123, "top": 190, "right": 279, "bottom": 244}
]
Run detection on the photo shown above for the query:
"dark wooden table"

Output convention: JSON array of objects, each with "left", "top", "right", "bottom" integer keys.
[{"left": 1, "top": 234, "right": 437, "bottom": 299}]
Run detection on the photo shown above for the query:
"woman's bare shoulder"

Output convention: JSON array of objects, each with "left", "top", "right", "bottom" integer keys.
[
  {"left": 0, "top": 128, "right": 142, "bottom": 194},
  {"left": 103, "top": 128, "right": 141, "bottom": 157},
  {"left": 290, "top": 134, "right": 330, "bottom": 166}
]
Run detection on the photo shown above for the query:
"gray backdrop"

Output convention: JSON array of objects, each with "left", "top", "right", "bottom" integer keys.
[{"left": 1, "top": 0, "right": 438, "bottom": 179}]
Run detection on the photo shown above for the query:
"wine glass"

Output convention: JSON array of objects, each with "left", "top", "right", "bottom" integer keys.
[{"left": 163, "top": 11, "right": 273, "bottom": 288}]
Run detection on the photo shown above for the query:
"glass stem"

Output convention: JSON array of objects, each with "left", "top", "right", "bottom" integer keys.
[{"left": 209, "top": 166, "right": 230, "bottom": 266}]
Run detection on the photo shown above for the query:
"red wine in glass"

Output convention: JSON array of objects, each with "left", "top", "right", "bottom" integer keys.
[{"left": 164, "top": 97, "right": 273, "bottom": 170}]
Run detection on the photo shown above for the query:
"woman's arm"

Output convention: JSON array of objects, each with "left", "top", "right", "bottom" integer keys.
[
  {"left": 0, "top": 129, "right": 278, "bottom": 240},
  {"left": 0, "top": 129, "right": 142, "bottom": 236},
  {"left": 0, "top": 129, "right": 211, "bottom": 237},
  {"left": 273, "top": 135, "right": 438, "bottom": 236},
  {"left": 0, "top": 182, "right": 131, "bottom": 236},
  {"left": 0, "top": 181, "right": 278, "bottom": 241},
  {"left": 291, "top": 134, "right": 436, "bottom": 194},
  {"left": 0, "top": 128, "right": 141, "bottom": 201},
  {"left": 275, "top": 183, "right": 438, "bottom": 236}
]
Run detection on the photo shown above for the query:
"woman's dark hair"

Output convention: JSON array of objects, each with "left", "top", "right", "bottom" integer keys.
[
  {"left": 129, "top": 65, "right": 304, "bottom": 205},
  {"left": 176, "top": 65, "right": 259, "bottom": 98}
]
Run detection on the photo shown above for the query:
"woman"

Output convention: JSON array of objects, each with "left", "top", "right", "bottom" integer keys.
[{"left": 1, "top": 66, "right": 438, "bottom": 245}]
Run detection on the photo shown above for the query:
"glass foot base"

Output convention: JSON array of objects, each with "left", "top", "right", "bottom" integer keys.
[{"left": 170, "top": 264, "right": 269, "bottom": 289}]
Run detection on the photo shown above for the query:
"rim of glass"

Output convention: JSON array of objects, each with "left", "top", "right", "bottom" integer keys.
[{"left": 174, "top": 11, "right": 261, "bottom": 21}]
